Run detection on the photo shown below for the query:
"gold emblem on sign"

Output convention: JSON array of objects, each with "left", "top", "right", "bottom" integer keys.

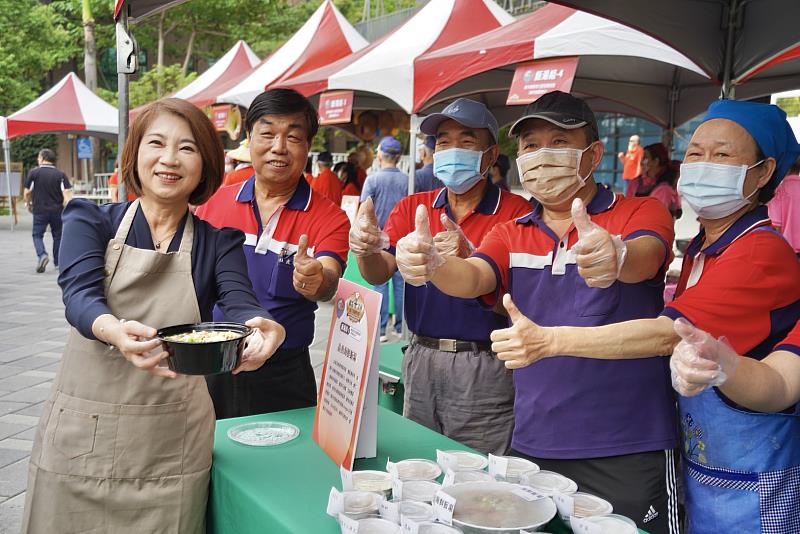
[{"left": 345, "top": 293, "right": 365, "bottom": 323}]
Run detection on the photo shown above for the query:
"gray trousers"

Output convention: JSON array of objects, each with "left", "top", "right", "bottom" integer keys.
[{"left": 402, "top": 340, "right": 515, "bottom": 455}]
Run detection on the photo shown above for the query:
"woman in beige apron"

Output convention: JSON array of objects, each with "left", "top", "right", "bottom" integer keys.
[{"left": 22, "top": 99, "right": 284, "bottom": 533}]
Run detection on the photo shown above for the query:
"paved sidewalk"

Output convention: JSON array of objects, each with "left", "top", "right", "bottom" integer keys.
[{"left": 0, "top": 211, "right": 333, "bottom": 533}]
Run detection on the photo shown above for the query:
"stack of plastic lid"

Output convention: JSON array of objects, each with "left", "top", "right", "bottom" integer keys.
[
  {"left": 559, "top": 492, "right": 614, "bottom": 520},
  {"left": 353, "top": 470, "right": 393, "bottom": 499},
  {"left": 395, "top": 459, "right": 442, "bottom": 481},
  {"left": 520, "top": 470, "right": 578, "bottom": 496},
  {"left": 351, "top": 517, "right": 401, "bottom": 534},
  {"left": 499, "top": 456, "right": 540, "bottom": 483},
  {"left": 576, "top": 514, "right": 638, "bottom": 534},
  {"left": 416, "top": 522, "right": 464, "bottom": 533},
  {"left": 397, "top": 500, "right": 435, "bottom": 523},
  {"left": 342, "top": 491, "right": 383, "bottom": 519},
  {"left": 452, "top": 470, "right": 494, "bottom": 483},
  {"left": 441, "top": 450, "right": 488, "bottom": 471},
  {"left": 402, "top": 480, "right": 441, "bottom": 503}
]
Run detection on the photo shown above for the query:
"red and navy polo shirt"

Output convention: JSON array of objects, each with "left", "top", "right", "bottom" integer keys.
[
  {"left": 474, "top": 185, "right": 677, "bottom": 460},
  {"left": 196, "top": 176, "right": 350, "bottom": 349},
  {"left": 383, "top": 183, "right": 531, "bottom": 342},
  {"left": 775, "top": 321, "right": 800, "bottom": 357},
  {"left": 662, "top": 206, "right": 800, "bottom": 359}
]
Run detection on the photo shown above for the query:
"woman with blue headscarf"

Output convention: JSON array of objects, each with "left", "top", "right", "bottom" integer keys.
[{"left": 484, "top": 100, "right": 800, "bottom": 532}]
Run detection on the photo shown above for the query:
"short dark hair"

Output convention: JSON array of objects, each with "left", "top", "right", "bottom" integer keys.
[
  {"left": 754, "top": 146, "right": 779, "bottom": 204},
  {"left": 121, "top": 98, "right": 225, "bottom": 205},
  {"left": 245, "top": 88, "right": 319, "bottom": 142},
  {"left": 38, "top": 149, "right": 56, "bottom": 163}
]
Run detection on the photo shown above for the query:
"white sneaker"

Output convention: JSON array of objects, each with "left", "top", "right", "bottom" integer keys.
[{"left": 380, "top": 334, "right": 389, "bottom": 343}]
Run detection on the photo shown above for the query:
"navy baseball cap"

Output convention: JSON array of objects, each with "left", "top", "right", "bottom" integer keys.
[
  {"left": 424, "top": 135, "right": 436, "bottom": 150},
  {"left": 317, "top": 151, "right": 333, "bottom": 163},
  {"left": 509, "top": 90, "right": 598, "bottom": 138},
  {"left": 420, "top": 98, "right": 499, "bottom": 143},
  {"left": 378, "top": 136, "right": 402, "bottom": 155}
]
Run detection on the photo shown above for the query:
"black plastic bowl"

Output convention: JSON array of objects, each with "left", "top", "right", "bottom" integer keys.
[{"left": 157, "top": 322, "right": 252, "bottom": 375}]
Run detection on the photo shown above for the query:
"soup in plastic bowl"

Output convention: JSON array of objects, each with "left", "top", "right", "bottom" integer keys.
[
  {"left": 158, "top": 322, "right": 250, "bottom": 375},
  {"left": 443, "top": 481, "right": 557, "bottom": 533}
]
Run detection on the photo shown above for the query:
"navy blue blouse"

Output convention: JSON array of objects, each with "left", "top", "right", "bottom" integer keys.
[{"left": 58, "top": 200, "right": 269, "bottom": 339}]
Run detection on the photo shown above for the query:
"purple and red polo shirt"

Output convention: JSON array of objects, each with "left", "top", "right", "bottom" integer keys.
[
  {"left": 662, "top": 206, "right": 800, "bottom": 359},
  {"left": 383, "top": 183, "right": 532, "bottom": 342},
  {"left": 475, "top": 185, "right": 677, "bottom": 459},
  {"left": 196, "top": 176, "right": 350, "bottom": 349}
]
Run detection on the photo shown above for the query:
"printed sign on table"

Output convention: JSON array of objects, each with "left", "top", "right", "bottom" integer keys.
[
  {"left": 313, "top": 279, "right": 382, "bottom": 468},
  {"left": 506, "top": 57, "right": 579, "bottom": 105},
  {"left": 319, "top": 91, "right": 354, "bottom": 125}
]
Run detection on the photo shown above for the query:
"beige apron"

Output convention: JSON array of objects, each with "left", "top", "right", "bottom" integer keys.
[{"left": 22, "top": 200, "right": 215, "bottom": 534}]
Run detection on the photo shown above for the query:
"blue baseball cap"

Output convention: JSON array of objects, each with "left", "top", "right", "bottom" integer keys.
[
  {"left": 420, "top": 98, "right": 499, "bottom": 143},
  {"left": 378, "top": 136, "right": 402, "bottom": 155}
]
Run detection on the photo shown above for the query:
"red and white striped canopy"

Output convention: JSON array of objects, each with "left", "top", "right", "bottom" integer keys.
[
  {"left": 3, "top": 73, "right": 118, "bottom": 140},
  {"left": 171, "top": 41, "right": 260, "bottom": 108},
  {"left": 218, "top": 0, "right": 368, "bottom": 108},
  {"left": 277, "top": 0, "right": 513, "bottom": 113},
  {"left": 413, "top": 4, "right": 708, "bottom": 126}
]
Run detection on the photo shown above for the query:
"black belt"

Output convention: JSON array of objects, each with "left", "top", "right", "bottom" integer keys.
[{"left": 412, "top": 335, "right": 492, "bottom": 353}]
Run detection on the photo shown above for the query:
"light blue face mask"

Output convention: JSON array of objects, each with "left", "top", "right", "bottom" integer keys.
[
  {"left": 433, "top": 147, "right": 489, "bottom": 194},
  {"left": 677, "top": 160, "right": 763, "bottom": 220}
]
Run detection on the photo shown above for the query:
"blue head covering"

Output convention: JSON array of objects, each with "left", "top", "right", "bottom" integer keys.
[{"left": 701, "top": 99, "right": 800, "bottom": 187}]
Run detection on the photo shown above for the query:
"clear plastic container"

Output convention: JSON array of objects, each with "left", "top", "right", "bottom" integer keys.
[
  {"left": 559, "top": 492, "right": 613, "bottom": 520},
  {"left": 442, "top": 450, "right": 489, "bottom": 470},
  {"left": 355, "top": 517, "right": 402, "bottom": 534},
  {"left": 520, "top": 470, "right": 577, "bottom": 497},
  {"left": 578, "top": 513, "right": 638, "bottom": 533},
  {"left": 417, "top": 522, "right": 465, "bottom": 534},
  {"left": 398, "top": 499, "right": 435, "bottom": 523},
  {"left": 395, "top": 459, "right": 442, "bottom": 481},
  {"left": 496, "top": 456, "right": 540, "bottom": 483},
  {"left": 342, "top": 491, "right": 383, "bottom": 519},
  {"left": 353, "top": 470, "right": 393, "bottom": 499},
  {"left": 226, "top": 421, "right": 299, "bottom": 446},
  {"left": 452, "top": 470, "right": 494, "bottom": 484},
  {"left": 402, "top": 480, "right": 442, "bottom": 503}
]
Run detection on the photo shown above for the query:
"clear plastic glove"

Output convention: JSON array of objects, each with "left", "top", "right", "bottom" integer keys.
[
  {"left": 571, "top": 198, "right": 627, "bottom": 288},
  {"left": 235, "top": 317, "right": 286, "bottom": 374},
  {"left": 433, "top": 214, "right": 475, "bottom": 258},
  {"left": 396, "top": 205, "right": 445, "bottom": 287},
  {"left": 670, "top": 318, "right": 740, "bottom": 397},
  {"left": 349, "top": 197, "right": 389, "bottom": 257}
]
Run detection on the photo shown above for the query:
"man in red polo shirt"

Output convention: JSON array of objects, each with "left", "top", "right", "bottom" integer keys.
[
  {"left": 196, "top": 88, "right": 349, "bottom": 418},
  {"left": 311, "top": 151, "right": 343, "bottom": 206},
  {"left": 396, "top": 92, "right": 679, "bottom": 533},
  {"left": 349, "top": 98, "right": 531, "bottom": 455}
]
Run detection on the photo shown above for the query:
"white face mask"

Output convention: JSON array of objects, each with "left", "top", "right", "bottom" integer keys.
[
  {"left": 677, "top": 160, "right": 763, "bottom": 220},
  {"left": 516, "top": 145, "right": 592, "bottom": 205}
]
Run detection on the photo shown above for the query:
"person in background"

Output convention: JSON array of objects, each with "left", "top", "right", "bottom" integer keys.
[
  {"left": 311, "top": 151, "right": 343, "bottom": 206},
  {"left": 351, "top": 98, "right": 532, "bottom": 454},
  {"left": 399, "top": 91, "right": 679, "bottom": 533},
  {"left": 619, "top": 134, "right": 644, "bottom": 196},
  {"left": 768, "top": 156, "right": 800, "bottom": 255},
  {"left": 196, "top": 89, "right": 350, "bottom": 419},
  {"left": 303, "top": 156, "right": 314, "bottom": 184},
  {"left": 414, "top": 135, "right": 444, "bottom": 192},
  {"left": 638, "top": 143, "right": 681, "bottom": 218},
  {"left": 109, "top": 159, "right": 139, "bottom": 203},
  {"left": 222, "top": 139, "right": 255, "bottom": 187},
  {"left": 489, "top": 153, "right": 511, "bottom": 191},
  {"left": 334, "top": 161, "right": 361, "bottom": 197},
  {"left": 349, "top": 147, "right": 368, "bottom": 188},
  {"left": 21, "top": 98, "right": 284, "bottom": 533},
  {"left": 475, "top": 99, "right": 800, "bottom": 534},
  {"left": 360, "top": 136, "right": 409, "bottom": 341},
  {"left": 23, "top": 149, "right": 73, "bottom": 273}
]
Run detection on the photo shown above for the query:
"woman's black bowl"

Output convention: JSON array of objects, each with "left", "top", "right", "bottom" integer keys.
[{"left": 158, "top": 322, "right": 251, "bottom": 375}]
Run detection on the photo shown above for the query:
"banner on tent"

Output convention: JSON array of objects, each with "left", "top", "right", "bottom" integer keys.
[
  {"left": 319, "top": 91, "right": 354, "bottom": 125},
  {"left": 208, "top": 104, "right": 242, "bottom": 140},
  {"left": 506, "top": 57, "right": 579, "bottom": 105}
]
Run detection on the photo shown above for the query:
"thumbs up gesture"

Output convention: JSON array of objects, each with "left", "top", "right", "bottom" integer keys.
[
  {"left": 349, "top": 197, "right": 389, "bottom": 257},
  {"left": 434, "top": 214, "right": 475, "bottom": 258},
  {"left": 571, "top": 198, "right": 627, "bottom": 289},
  {"left": 396, "top": 205, "right": 445, "bottom": 287},
  {"left": 490, "top": 294, "right": 555, "bottom": 369},
  {"left": 293, "top": 234, "right": 324, "bottom": 297},
  {"left": 670, "top": 318, "right": 740, "bottom": 397}
]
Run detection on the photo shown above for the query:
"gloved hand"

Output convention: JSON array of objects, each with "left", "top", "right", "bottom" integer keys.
[
  {"left": 433, "top": 214, "right": 475, "bottom": 258},
  {"left": 571, "top": 198, "right": 627, "bottom": 288},
  {"left": 396, "top": 205, "right": 445, "bottom": 287},
  {"left": 349, "top": 197, "right": 389, "bottom": 257},
  {"left": 670, "top": 318, "right": 740, "bottom": 397}
]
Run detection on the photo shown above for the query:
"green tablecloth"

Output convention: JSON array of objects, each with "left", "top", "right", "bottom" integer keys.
[
  {"left": 208, "top": 407, "right": 646, "bottom": 534},
  {"left": 378, "top": 341, "right": 405, "bottom": 383},
  {"left": 343, "top": 251, "right": 395, "bottom": 314}
]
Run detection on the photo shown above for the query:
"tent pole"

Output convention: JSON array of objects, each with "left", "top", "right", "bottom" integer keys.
[
  {"left": 408, "top": 113, "right": 417, "bottom": 196},
  {"left": 3, "top": 138, "right": 12, "bottom": 230},
  {"left": 720, "top": 0, "right": 740, "bottom": 99},
  {"left": 116, "top": 0, "right": 133, "bottom": 201}
]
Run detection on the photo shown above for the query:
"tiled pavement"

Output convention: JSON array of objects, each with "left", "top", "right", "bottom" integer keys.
[{"left": 0, "top": 211, "right": 333, "bottom": 533}]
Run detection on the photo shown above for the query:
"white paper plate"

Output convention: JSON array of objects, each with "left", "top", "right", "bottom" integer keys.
[{"left": 227, "top": 421, "right": 300, "bottom": 446}]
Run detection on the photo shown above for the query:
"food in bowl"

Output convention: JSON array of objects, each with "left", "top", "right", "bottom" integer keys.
[
  {"left": 443, "top": 481, "right": 557, "bottom": 532},
  {"left": 163, "top": 329, "right": 243, "bottom": 343}
]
